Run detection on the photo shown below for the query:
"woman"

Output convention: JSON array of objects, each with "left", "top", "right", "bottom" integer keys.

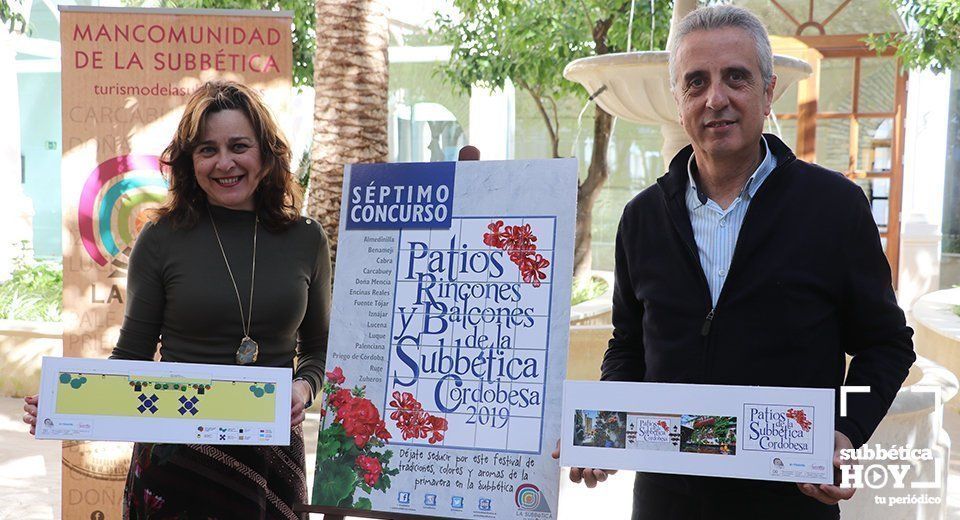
[{"left": 23, "top": 80, "right": 330, "bottom": 519}]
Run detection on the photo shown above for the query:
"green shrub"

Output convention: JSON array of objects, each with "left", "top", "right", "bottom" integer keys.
[
  {"left": 571, "top": 276, "right": 609, "bottom": 306},
  {"left": 0, "top": 258, "right": 62, "bottom": 322}
]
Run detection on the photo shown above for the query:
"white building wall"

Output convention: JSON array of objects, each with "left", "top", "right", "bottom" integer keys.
[
  {"left": 468, "top": 80, "right": 515, "bottom": 160},
  {"left": 1, "top": 31, "right": 36, "bottom": 277},
  {"left": 899, "top": 69, "right": 952, "bottom": 309}
]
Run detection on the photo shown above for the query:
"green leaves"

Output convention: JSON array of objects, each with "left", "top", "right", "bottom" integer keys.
[
  {"left": 433, "top": 0, "right": 671, "bottom": 159},
  {"left": 436, "top": 1, "right": 575, "bottom": 99},
  {"left": 0, "top": 0, "right": 27, "bottom": 34},
  {"left": 313, "top": 458, "right": 358, "bottom": 506},
  {"left": 315, "top": 423, "right": 345, "bottom": 460},
  {"left": 373, "top": 474, "right": 393, "bottom": 493},
  {"left": 434, "top": 0, "right": 670, "bottom": 98},
  {"left": 867, "top": 0, "right": 960, "bottom": 73},
  {"left": 380, "top": 449, "right": 395, "bottom": 466},
  {"left": 0, "top": 257, "right": 62, "bottom": 322}
]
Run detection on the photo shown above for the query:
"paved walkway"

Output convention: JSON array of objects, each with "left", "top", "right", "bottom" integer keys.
[{"left": 1, "top": 397, "right": 957, "bottom": 519}]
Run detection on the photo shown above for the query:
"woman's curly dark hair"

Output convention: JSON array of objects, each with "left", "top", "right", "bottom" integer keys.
[{"left": 153, "top": 80, "right": 302, "bottom": 231}]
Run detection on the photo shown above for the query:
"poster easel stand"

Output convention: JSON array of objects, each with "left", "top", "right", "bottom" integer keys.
[
  {"left": 294, "top": 146, "right": 481, "bottom": 520},
  {"left": 293, "top": 504, "right": 454, "bottom": 520}
]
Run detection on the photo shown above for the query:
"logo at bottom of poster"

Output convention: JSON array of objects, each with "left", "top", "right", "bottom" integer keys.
[{"left": 515, "top": 483, "right": 551, "bottom": 514}]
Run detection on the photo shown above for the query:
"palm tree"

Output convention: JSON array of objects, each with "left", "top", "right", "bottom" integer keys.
[{"left": 306, "top": 0, "right": 390, "bottom": 263}]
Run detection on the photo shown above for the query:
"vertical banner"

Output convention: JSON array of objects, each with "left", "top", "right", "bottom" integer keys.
[
  {"left": 59, "top": 7, "right": 291, "bottom": 519},
  {"left": 313, "top": 159, "right": 578, "bottom": 518}
]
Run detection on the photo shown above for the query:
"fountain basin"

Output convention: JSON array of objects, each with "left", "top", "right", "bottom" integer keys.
[
  {"left": 563, "top": 51, "right": 812, "bottom": 125},
  {"left": 912, "top": 288, "right": 960, "bottom": 410},
  {"left": 563, "top": 51, "right": 813, "bottom": 161}
]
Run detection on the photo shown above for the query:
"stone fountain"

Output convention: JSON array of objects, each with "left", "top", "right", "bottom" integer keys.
[{"left": 562, "top": 0, "right": 812, "bottom": 163}]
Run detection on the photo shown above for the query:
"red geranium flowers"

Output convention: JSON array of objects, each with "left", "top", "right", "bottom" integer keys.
[
  {"left": 316, "top": 367, "right": 398, "bottom": 508},
  {"left": 389, "top": 391, "right": 449, "bottom": 444},
  {"left": 325, "top": 367, "right": 392, "bottom": 449},
  {"left": 325, "top": 366, "right": 346, "bottom": 385},
  {"left": 483, "top": 220, "right": 550, "bottom": 287},
  {"left": 786, "top": 408, "right": 812, "bottom": 432},
  {"left": 336, "top": 396, "right": 392, "bottom": 448},
  {"left": 355, "top": 454, "right": 383, "bottom": 487}
]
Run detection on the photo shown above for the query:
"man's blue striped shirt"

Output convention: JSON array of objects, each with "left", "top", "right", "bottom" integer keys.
[{"left": 685, "top": 136, "right": 777, "bottom": 307}]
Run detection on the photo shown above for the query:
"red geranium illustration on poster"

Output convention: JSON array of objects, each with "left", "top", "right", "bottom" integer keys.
[
  {"left": 312, "top": 367, "right": 398, "bottom": 510},
  {"left": 312, "top": 368, "right": 452, "bottom": 509},
  {"left": 786, "top": 408, "right": 812, "bottom": 432},
  {"left": 388, "top": 391, "right": 448, "bottom": 444},
  {"left": 483, "top": 220, "right": 550, "bottom": 287}
]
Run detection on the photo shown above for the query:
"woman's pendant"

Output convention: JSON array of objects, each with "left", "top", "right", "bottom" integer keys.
[{"left": 236, "top": 336, "right": 259, "bottom": 365}]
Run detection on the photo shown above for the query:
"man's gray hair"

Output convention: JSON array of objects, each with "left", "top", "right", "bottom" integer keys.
[{"left": 667, "top": 5, "right": 774, "bottom": 91}]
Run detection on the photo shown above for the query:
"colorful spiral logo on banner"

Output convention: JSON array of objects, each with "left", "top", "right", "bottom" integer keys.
[
  {"left": 78, "top": 154, "right": 168, "bottom": 272},
  {"left": 515, "top": 483, "right": 543, "bottom": 510}
]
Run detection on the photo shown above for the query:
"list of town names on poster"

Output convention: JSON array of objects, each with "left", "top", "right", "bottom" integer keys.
[{"left": 332, "top": 234, "right": 397, "bottom": 384}]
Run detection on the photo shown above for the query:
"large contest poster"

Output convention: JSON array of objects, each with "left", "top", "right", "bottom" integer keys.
[
  {"left": 313, "top": 159, "right": 578, "bottom": 519},
  {"left": 59, "top": 7, "right": 291, "bottom": 519}
]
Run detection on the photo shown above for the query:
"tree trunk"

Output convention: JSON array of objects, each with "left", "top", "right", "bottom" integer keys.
[
  {"left": 574, "top": 105, "right": 614, "bottom": 281},
  {"left": 522, "top": 87, "right": 560, "bottom": 159},
  {"left": 307, "top": 0, "right": 389, "bottom": 266},
  {"left": 571, "top": 16, "right": 617, "bottom": 281}
]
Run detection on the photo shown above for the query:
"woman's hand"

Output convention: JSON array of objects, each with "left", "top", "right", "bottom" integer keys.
[
  {"left": 22, "top": 395, "right": 39, "bottom": 435},
  {"left": 291, "top": 379, "right": 313, "bottom": 428}
]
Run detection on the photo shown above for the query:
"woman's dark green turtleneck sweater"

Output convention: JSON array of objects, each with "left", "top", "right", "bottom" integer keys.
[{"left": 111, "top": 204, "right": 330, "bottom": 399}]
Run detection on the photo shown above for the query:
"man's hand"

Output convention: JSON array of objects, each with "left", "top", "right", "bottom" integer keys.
[
  {"left": 551, "top": 439, "right": 617, "bottom": 488},
  {"left": 291, "top": 379, "right": 312, "bottom": 427},
  {"left": 797, "top": 431, "right": 856, "bottom": 505}
]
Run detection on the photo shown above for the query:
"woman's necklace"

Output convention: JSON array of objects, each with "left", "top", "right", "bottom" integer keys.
[{"left": 208, "top": 206, "right": 258, "bottom": 365}]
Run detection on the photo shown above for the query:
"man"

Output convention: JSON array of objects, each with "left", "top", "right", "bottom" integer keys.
[{"left": 570, "top": 5, "right": 914, "bottom": 519}]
